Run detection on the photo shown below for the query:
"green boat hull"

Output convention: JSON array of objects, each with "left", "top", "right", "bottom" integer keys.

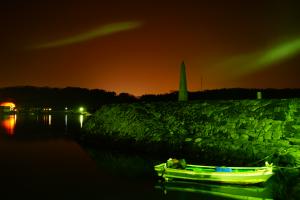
[{"left": 155, "top": 162, "right": 274, "bottom": 185}]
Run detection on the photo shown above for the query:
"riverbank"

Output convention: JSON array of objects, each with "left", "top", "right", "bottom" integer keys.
[{"left": 83, "top": 99, "right": 300, "bottom": 167}]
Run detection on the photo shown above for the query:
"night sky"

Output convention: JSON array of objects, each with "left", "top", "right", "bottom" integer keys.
[{"left": 1, "top": 0, "right": 300, "bottom": 96}]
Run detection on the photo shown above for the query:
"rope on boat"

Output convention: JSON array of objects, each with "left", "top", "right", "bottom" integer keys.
[
  {"left": 248, "top": 151, "right": 276, "bottom": 165},
  {"left": 249, "top": 148, "right": 288, "bottom": 165},
  {"left": 274, "top": 166, "right": 300, "bottom": 169},
  {"left": 248, "top": 148, "right": 300, "bottom": 169}
]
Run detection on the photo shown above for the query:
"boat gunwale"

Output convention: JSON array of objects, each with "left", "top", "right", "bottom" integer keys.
[
  {"left": 187, "top": 164, "right": 272, "bottom": 170},
  {"left": 155, "top": 163, "right": 273, "bottom": 171}
]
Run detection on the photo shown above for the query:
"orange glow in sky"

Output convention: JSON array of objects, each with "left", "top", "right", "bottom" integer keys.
[{"left": 1, "top": 1, "right": 300, "bottom": 95}]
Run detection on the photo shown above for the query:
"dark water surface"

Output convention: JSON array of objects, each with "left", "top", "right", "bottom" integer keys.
[{"left": 0, "top": 114, "right": 274, "bottom": 199}]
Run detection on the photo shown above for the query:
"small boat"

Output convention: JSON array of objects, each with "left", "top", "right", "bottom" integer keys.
[{"left": 154, "top": 158, "right": 274, "bottom": 185}]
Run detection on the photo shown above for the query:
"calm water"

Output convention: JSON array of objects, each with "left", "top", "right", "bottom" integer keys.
[{"left": 0, "top": 113, "right": 274, "bottom": 199}]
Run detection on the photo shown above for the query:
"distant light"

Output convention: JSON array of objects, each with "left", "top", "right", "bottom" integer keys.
[
  {"left": 65, "top": 107, "right": 68, "bottom": 110},
  {"left": 0, "top": 102, "right": 16, "bottom": 111},
  {"left": 79, "top": 107, "right": 84, "bottom": 112},
  {"left": 2, "top": 115, "right": 17, "bottom": 135}
]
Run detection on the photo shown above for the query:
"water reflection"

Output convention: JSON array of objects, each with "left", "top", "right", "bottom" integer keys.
[
  {"left": 79, "top": 114, "right": 84, "bottom": 128},
  {"left": 49, "top": 115, "right": 52, "bottom": 126},
  {"left": 1, "top": 114, "right": 17, "bottom": 135},
  {"left": 65, "top": 114, "right": 68, "bottom": 128},
  {"left": 0, "top": 113, "right": 86, "bottom": 136},
  {"left": 155, "top": 180, "right": 273, "bottom": 200},
  {"left": 42, "top": 114, "right": 52, "bottom": 126},
  {"left": 0, "top": 138, "right": 105, "bottom": 199}
]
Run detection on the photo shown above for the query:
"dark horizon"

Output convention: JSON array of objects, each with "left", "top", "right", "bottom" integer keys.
[
  {"left": 2, "top": 86, "right": 300, "bottom": 113},
  {"left": 2, "top": 84, "right": 300, "bottom": 96}
]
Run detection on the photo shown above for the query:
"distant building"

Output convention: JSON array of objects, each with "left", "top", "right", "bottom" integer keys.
[
  {"left": 0, "top": 102, "right": 16, "bottom": 113},
  {"left": 257, "top": 91, "right": 262, "bottom": 99}
]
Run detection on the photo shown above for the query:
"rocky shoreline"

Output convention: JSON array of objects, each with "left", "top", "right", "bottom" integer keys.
[{"left": 83, "top": 99, "right": 300, "bottom": 167}]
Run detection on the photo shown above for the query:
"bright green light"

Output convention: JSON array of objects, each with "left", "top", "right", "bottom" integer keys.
[
  {"left": 79, "top": 107, "right": 84, "bottom": 112},
  {"left": 256, "top": 38, "right": 300, "bottom": 67},
  {"left": 31, "top": 21, "right": 142, "bottom": 49},
  {"left": 214, "top": 37, "right": 300, "bottom": 78}
]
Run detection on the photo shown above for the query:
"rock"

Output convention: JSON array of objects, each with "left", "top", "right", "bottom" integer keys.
[
  {"left": 257, "top": 136, "right": 264, "bottom": 142},
  {"left": 230, "top": 132, "right": 239, "bottom": 139},
  {"left": 273, "top": 128, "right": 283, "bottom": 140},
  {"left": 292, "top": 125, "right": 300, "bottom": 130},
  {"left": 293, "top": 116, "right": 300, "bottom": 123},
  {"left": 264, "top": 131, "right": 272, "bottom": 140},
  {"left": 194, "top": 138, "right": 202, "bottom": 143},
  {"left": 231, "top": 143, "right": 240, "bottom": 150},
  {"left": 264, "top": 124, "right": 272, "bottom": 132},
  {"left": 294, "top": 133, "right": 300, "bottom": 139},
  {"left": 240, "top": 134, "right": 249, "bottom": 141}
]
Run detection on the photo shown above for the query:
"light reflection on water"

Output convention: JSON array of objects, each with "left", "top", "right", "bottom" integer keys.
[
  {"left": 43, "top": 114, "right": 52, "bottom": 126},
  {"left": 0, "top": 114, "right": 162, "bottom": 199},
  {"left": 1, "top": 113, "right": 293, "bottom": 199},
  {"left": 65, "top": 114, "right": 68, "bottom": 128},
  {"left": 154, "top": 179, "right": 273, "bottom": 200},
  {"left": 79, "top": 114, "right": 83, "bottom": 128},
  {"left": 0, "top": 113, "right": 86, "bottom": 136},
  {"left": 1, "top": 114, "right": 17, "bottom": 135}
]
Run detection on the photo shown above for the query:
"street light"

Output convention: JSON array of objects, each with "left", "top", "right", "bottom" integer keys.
[{"left": 79, "top": 107, "right": 84, "bottom": 113}]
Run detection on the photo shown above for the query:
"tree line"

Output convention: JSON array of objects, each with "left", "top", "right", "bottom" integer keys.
[
  {"left": 1, "top": 86, "right": 300, "bottom": 112},
  {"left": 0, "top": 86, "right": 136, "bottom": 112}
]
